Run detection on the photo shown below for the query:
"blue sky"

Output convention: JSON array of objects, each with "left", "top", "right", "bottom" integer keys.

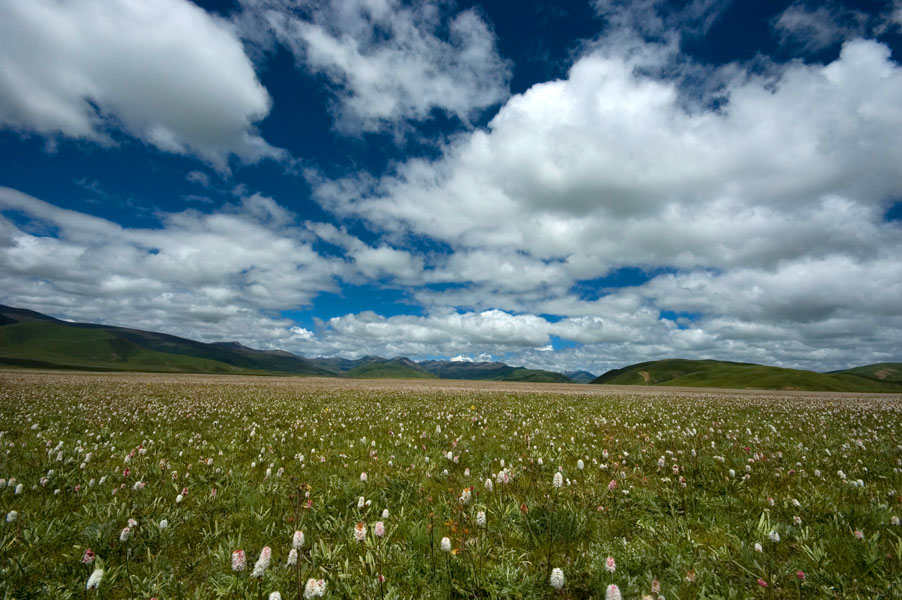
[{"left": 1, "top": 0, "right": 901, "bottom": 374}]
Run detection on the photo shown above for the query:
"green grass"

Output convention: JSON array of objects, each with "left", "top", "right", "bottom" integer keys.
[
  {"left": 1, "top": 372, "right": 900, "bottom": 599},
  {"left": 592, "top": 358, "right": 902, "bottom": 392}
]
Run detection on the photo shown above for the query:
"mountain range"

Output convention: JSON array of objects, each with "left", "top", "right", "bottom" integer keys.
[{"left": 1, "top": 304, "right": 900, "bottom": 391}]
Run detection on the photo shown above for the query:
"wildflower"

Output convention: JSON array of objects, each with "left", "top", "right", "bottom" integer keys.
[
  {"left": 605, "top": 584, "right": 622, "bottom": 600},
  {"left": 159, "top": 519, "right": 168, "bottom": 529},
  {"left": 82, "top": 548, "right": 96, "bottom": 564},
  {"left": 440, "top": 537, "right": 451, "bottom": 552},
  {"left": 360, "top": 471, "right": 368, "bottom": 482},
  {"left": 357, "top": 496, "right": 365, "bottom": 508},
  {"left": 252, "top": 546, "right": 271, "bottom": 578},
  {"left": 119, "top": 527, "right": 131, "bottom": 542},
  {"left": 374, "top": 521, "right": 385, "bottom": 537},
  {"left": 854, "top": 529, "right": 864, "bottom": 540},
  {"left": 176, "top": 493, "right": 183, "bottom": 504},
  {"left": 768, "top": 530, "right": 780, "bottom": 543},
  {"left": 552, "top": 472, "right": 563, "bottom": 488},
  {"left": 287, "top": 548, "right": 298, "bottom": 566},
  {"left": 232, "top": 549, "right": 246, "bottom": 571},
  {"left": 608, "top": 479, "right": 617, "bottom": 491},
  {"left": 476, "top": 510, "right": 486, "bottom": 527},
  {"left": 757, "top": 578, "right": 768, "bottom": 587},
  {"left": 127, "top": 518, "right": 138, "bottom": 528},
  {"left": 14, "top": 483, "right": 23, "bottom": 495},
  {"left": 577, "top": 459, "right": 585, "bottom": 470},
  {"left": 892, "top": 516, "right": 900, "bottom": 526},
  {"left": 269, "top": 593, "right": 282, "bottom": 600},
  {"left": 754, "top": 542, "right": 762, "bottom": 552},
  {"left": 303, "top": 578, "right": 326, "bottom": 598},
  {"left": 86, "top": 568, "right": 103, "bottom": 590},
  {"left": 605, "top": 556, "right": 616, "bottom": 573},
  {"left": 354, "top": 522, "right": 367, "bottom": 542},
  {"left": 484, "top": 478, "right": 493, "bottom": 491},
  {"left": 6, "top": 510, "right": 17, "bottom": 523},
  {"left": 459, "top": 487, "right": 472, "bottom": 504},
  {"left": 651, "top": 579, "right": 661, "bottom": 594},
  {"left": 793, "top": 515, "right": 802, "bottom": 526},
  {"left": 796, "top": 571, "right": 806, "bottom": 581},
  {"left": 293, "top": 530, "right": 305, "bottom": 549},
  {"left": 549, "top": 567, "right": 564, "bottom": 589},
  {"left": 382, "top": 508, "right": 390, "bottom": 519}
]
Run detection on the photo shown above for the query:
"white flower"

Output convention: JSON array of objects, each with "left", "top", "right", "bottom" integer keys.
[
  {"left": 382, "top": 508, "right": 390, "bottom": 519},
  {"left": 754, "top": 542, "right": 763, "bottom": 552},
  {"left": 293, "top": 530, "right": 305, "bottom": 549},
  {"left": 14, "top": 483, "right": 23, "bottom": 495},
  {"left": 176, "top": 494, "right": 183, "bottom": 504},
  {"left": 354, "top": 522, "right": 367, "bottom": 542},
  {"left": 577, "top": 459, "right": 585, "bottom": 470},
  {"left": 440, "top": 537, "right": 451, "bottom": 552},
  {"left": 360, "top": 471, "right": 368, "bottom": 482},
  {"left": 159, "top": 519, "right": 168, "bottom": 529},
  {"left": 552, "top": 472, "right": 563, "bottom": 488},
  {"left": 119, "top": 527, "right": 131, "bottom": 543},
  {"left": 484, "top": 478, "right": 493, "bottom": 492},
  {"left": 269, "top": 593, "right": 282, "bottom": 600},
  {"left": 768, "top": 530, "right": 780, "bottom": 543},
  {"left": 86, "top": 568, "right": 104, "bottom": 590},
  {"left": 6, "top": 510, "right": 17, "bottom": 523},
  {"left": 892, "top": 515, "right": 900, "bottom": 526},
  {"left": 476, "top": 511, "right": 486, "bottom": 527},
  {"left": 549, "top": 567, "right": 564, "bottom": 589},
  {"left": 605, "top": 584, "right": 622, "bottom": 600},
  {"left": 252, "top": 546, "right": 272, "bottom": 578},
  {"left": 358, "top": 496, "right": 365, "bottom": 508},
  {"left": 287, "top": 548, "right": 298, "bottom": 566},
  {"left": 303, "top": 578, "right": 326, "bottom": 598}
]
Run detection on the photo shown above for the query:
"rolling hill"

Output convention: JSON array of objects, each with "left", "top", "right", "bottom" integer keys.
[
  {"left": 591, "top": 359, "right": 902, "bottom": 392},
  {"left": 0, "top": 304, "right": 332, "bottom": 375}
]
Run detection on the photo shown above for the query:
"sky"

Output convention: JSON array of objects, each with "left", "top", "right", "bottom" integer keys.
[{"left": 1, "top": 0, "right": 902, "bottom": 375}]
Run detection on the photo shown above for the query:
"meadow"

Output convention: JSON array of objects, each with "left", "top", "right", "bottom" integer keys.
[{"left": 1, "top": 371, "right": 901, "bottom": 599}]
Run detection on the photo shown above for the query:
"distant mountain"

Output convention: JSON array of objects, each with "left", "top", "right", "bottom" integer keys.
[
  {"left": 343, "top": 357, "right": 437, "bottom": 379},
  {"left": 419, "top": 360, "right": 570, "bottom": 383},
  {"left": 0, "top": 304, "right": 573, "bottom": 382},
  {"left": 0, "top": 304, "right": 332, "bottom": 376},
  {"left": 591, "top": 359, "right": 902, "bottom": 393},
  {"left": 564, "top": 370, "right": 596, "bottom": 384}
]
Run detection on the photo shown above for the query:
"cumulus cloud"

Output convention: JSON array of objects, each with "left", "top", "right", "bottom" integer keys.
[
  {"left": 0, "top": 186, "right": 347, "bottom": 347},
  {"left": 308, "top": 35, "right": 902, "bottom": 371},
  {"left": 0, "top": 0, "right": 282, "bottom": 170},
  {"left": 240, "top": 0, "right": 509, "bottom": 133}
]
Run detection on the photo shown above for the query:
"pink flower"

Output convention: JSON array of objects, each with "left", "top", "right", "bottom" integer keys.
[
  {"left": 605, "top": 556, "right": 616, "bottom": 573},
  {"left": 757, "top": 579, "right": 768, "bottom": 587},
  {"left": 374, "top": 521, "right": 385, "bottom": 537},
  {"left": 796, "top": 571, "right": 806, "bottom": 581},
  {"left": 608, "top": 479, "right": 617, "bottom": 491},
  {"left": 854, "top": 529, "right": 864, "bottom": 540},
  {"left": 81, "top": 549, "right": 96, "bottom": 564}
]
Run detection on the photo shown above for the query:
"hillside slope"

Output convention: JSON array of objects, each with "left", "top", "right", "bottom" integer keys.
[
  {"left": 0, "top": 305, "right": 332, "bottom": 375},
  {"left": 591, "top": 359, "right": 902, "bottom": 392}
]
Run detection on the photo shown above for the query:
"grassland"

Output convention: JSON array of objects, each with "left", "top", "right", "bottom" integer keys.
[{"left": 1, "top": 371, "right": 901, "bottom": 598}]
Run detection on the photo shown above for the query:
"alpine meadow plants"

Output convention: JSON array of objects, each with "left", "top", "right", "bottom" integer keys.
[{"left": 0, "top": 370, "right": 901, "bottom": 598}]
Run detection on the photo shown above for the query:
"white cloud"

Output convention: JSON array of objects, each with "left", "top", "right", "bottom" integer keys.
[
  {"left": 0, "top": 0, "right": 282, "bottom": 170},
  {"left": 0, "top": 186, "right": 345, "bottom": 347},
  {"left": 774, "top": 2, "right": 867, "bottom": 53},
  {"left": 241, "top": 0, "right": 509, "bottom": 133}
]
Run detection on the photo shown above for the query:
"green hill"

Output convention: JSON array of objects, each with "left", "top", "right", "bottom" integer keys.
[
  {"left": 0, "top": 305, "right": 332, "bottom": 376},
  {"left": 832, "top": 363, "right": 902, "bottom": 383},
  {"left": 344, "top": 358, "right": 437, "bottom": 379},
  {"left": 591, "top": 359, "right": 902, "bottom": 392},
  {"left": 418, "top": 360, "right": 570, "bottom": 382}
]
